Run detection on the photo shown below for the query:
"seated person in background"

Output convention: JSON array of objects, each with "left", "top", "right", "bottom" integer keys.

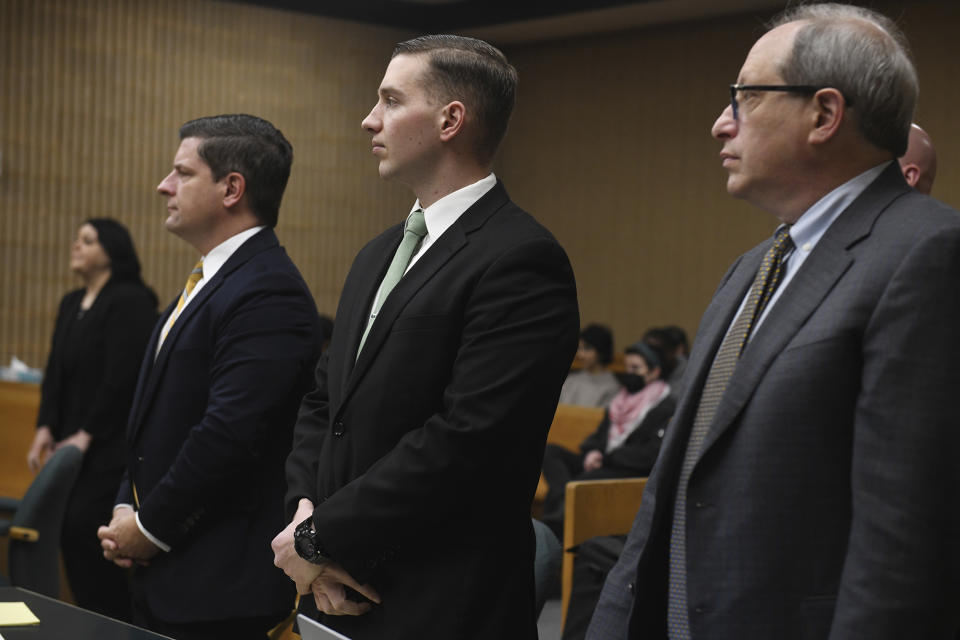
[
  {"left": 562, "top": 534, "right": 628, "bottom": 640},
  {"left": 559, "top": 324, "right": 621, "bottom": 408},
  {"left": 662, "top": 325, "right": 689, "bottom": 375},
  {"left": 541, "top": 341, "right": 676, "bottom": 539},
  {"left": 642, "top": 326, "right": 688, "bottom": 389}
]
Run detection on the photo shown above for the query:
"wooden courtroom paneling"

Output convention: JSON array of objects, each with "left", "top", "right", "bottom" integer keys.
[
  {"left": 0, "top": 381, "right": 42, "bottom": 500},
  {"left": 0, "top": 0, "right": 412, "bottom": 369},
  {"left": 497, "top": 0, "right": 960, "bottom": 353},
  {"left": 2, "top": 0, "right": 958, "bottom": 371}
]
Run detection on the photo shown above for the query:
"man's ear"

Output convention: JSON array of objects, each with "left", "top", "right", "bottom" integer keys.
[
  {"left": 808, "top": 88, "right": 846, "bottom": 145},
  {"left": 901, "top": 163, "right": 920, "bottom": 187},
  {"left": 439, "top": 101, "right": 466, "bottom": 142},
  {"left": 222, "top": 172, "right": 246, "bottom": 208}
]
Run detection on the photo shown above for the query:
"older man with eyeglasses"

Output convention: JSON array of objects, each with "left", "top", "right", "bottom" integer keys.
[{"left": 587, "top": 4, "right": 960, "bottom": 639}]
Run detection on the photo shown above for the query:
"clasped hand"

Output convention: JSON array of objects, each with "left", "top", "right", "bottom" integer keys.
[
  {"left": 97, "top": 506, "right": 160, "bottom": 568},
  {"left": 271, "top": 499, "right": 380, "bottom": 616}
]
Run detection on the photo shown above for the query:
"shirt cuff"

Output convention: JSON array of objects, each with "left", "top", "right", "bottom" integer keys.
[
  {"left": 135, "top": 512, "right": 171, "bottom": 553},
  {"left": 114, "top": 503, "right": 134, "bottom": 513}
]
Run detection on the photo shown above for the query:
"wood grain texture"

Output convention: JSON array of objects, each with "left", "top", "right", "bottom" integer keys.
[
  {"left": 498, "top": 0, "right": 960, "bottom": 352},
  {"left": 2, "top": 0, "right": 957, "bottom": 371},
  {"left": 0, "top": 0, "right": 412, "bottom": 367}
]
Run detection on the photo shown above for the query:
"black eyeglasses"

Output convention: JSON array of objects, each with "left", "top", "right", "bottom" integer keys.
[{"left": 729, "top": 84, "right": 848, "bottom": 120}]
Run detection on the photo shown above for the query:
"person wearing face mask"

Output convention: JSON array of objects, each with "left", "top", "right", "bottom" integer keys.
[{"left": 539, "top": 340, "right": 676, "bottom": 540}]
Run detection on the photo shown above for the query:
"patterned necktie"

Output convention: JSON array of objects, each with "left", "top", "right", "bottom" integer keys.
[
  {"left": 160, "top": 260, "right": 203, "bottom": 344},
  {"left": 357, "top": 209, "right": 427, "bottom": 357},
  {"left": 666, "top": 225, "right": 793, "bottom": 638}
]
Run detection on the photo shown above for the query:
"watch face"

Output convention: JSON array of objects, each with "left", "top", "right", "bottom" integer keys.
[
  {"left": 299, "top": 538, "right": 316, "bottom": 557},
  {"left": 295, "top": 522, "right": 317, "bottom": 559}
]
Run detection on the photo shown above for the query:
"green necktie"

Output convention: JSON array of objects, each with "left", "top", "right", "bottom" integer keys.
[
  {"left": 667, "top": 225, "right": 793, "bottom": 638},
  {"left": 357, "top": 209, "right": 427, "bottom": 357}
]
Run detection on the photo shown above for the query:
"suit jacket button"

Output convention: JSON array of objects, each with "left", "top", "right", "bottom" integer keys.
[
  {"left": 333, "top": 420, "right": 344, "bottom": 437},
  {"left": 628, "top": 581, "right": 635, "bottom": 593}
]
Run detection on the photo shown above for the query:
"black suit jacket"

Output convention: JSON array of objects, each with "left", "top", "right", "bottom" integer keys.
[
  {"left": 286, "top": 181, "right": 580, "bottom": 639},
  {"left": 118, "top": 228, "right": 321, "bottom": 624},
  {"left": 589, "top": 164, "right": 960, "bottom": 639},
  {"left": 39, "top": 280, "right": 157, "bottom": 469}
]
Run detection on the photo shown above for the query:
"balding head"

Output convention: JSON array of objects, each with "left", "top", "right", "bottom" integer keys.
[{"left": 899, "top": 123, "right": 938, "bottom": 194}]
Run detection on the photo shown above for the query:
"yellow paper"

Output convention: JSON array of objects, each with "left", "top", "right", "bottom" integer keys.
[{"left": 0, "top": 601, "right": 40, "bottom": 626}]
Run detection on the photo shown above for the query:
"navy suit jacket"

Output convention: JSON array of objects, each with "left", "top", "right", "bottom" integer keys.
[
  {"left": 589, "top": 164, "right": 960, "bottom": 639},
  {"left": 118, "top": 228, "right": 321, "bottom": 624},
  {"left": 285, "top": 181, "right": 580, "bottom": 639}
]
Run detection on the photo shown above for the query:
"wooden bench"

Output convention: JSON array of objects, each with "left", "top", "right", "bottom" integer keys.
[
  {"left": 0, "top": 381, "right": 41, "bottom": 500},
  {"left": 532, "top": 404, "right": 604, "bottom": 516},
  {"left": 0, "top": 381, "right": 42, "bottom": 592},
  {"left": 561, "top": 477, "right": 647, "bottom": 628},
  {"left": 570, "top": 354, "right": 626, "bottom": 374}
]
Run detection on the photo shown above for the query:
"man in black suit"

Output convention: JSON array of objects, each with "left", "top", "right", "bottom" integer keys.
[
  {"left": 589, "top": 4, "right": 960, "bottom": 639},
  {"left": 98, "top": 114, "right": 321, "bottom": 640},
  {"left": 272, "top": 35, "right": 580, "bottom": 639}
]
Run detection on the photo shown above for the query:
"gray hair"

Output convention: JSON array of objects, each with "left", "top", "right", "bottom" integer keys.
[{"left": 770, "top": 3, "right": 917, "bottom": 157}]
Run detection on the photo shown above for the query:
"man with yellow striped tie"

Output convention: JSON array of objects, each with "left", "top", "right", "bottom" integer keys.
[{"left": 97, "top": 114, "right": 321, "bottom": 640}]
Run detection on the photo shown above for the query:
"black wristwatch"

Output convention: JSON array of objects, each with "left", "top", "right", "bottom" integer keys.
[{"left": 294, "top": 516, "right": 330, "bottom": 564}]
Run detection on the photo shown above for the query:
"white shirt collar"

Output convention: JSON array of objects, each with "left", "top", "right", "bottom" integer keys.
[
  {"left": 410, "top": 173, "right": 497, "bottom": 252},
  {"left": 200, "top": 225, "right": 266, "bottom": 284},
  {"left": 746, "top": 161, "right": 892, "bottom": 335},
  {"left": 789, "top": 161, "right": 891, "bottom": 255}
]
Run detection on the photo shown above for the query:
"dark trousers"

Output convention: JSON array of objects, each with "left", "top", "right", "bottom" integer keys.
[
  {"left": 561, "top": 535, "right": 627, "bottom": 640},
  {"left": 61, "top": 462, "right": 132, "bottom": 622}
]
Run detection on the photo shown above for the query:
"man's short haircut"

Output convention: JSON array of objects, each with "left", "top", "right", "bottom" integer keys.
[
  {"left": 179, "top": 114, "right": 293, "bottom": 227},
  {"left": 392, "top": 34, "right": 517, "bottom": 164},
  {"left": 770, "top": 3, "right": 918, "bottom": 157}
]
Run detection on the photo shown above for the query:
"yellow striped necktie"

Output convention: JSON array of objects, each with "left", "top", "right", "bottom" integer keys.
[{"left": 161, "top": 260, "right": 203, "bottom": 343}]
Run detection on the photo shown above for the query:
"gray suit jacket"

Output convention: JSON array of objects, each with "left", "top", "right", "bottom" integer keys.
[{"left": 588, "top": 163, "right": 960, "bottom": 640}]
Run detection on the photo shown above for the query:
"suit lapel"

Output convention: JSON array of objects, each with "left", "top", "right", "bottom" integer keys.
[
  {"left": 335, "top": 182, "right": 509, "bottom": 416},
  {"left": 127, "top": 228, "right": 278, "bottom": 442},
  {"left": 126, "top": 303, "right": 173, "bottom": 439},
  {"left": 695, "top": 163, "right": 910, "bottom": 463},
  {"left": 351, "top": 224, "right": 468, "bottom": 375},
  {"left": 337, "top": 230, "right": 402, "bottom": 395},
  {"left": 652, "top": 249, "right": 760, "bottom": 484}
]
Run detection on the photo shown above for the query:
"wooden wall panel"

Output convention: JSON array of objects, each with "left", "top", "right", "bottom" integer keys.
[
  {"left": 0, "top": 0, "right": 411, "bottom": 369},
  {"left": 498, "top": 0, "right": 960, "bottom": 352},
  {"left": 2, "top": 0, "right": 958, "bottom": 372}
]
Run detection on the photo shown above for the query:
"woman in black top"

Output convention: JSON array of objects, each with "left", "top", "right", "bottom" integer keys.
[{"left": 27, "top": 218, "right": 157, "bottom": 621}]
